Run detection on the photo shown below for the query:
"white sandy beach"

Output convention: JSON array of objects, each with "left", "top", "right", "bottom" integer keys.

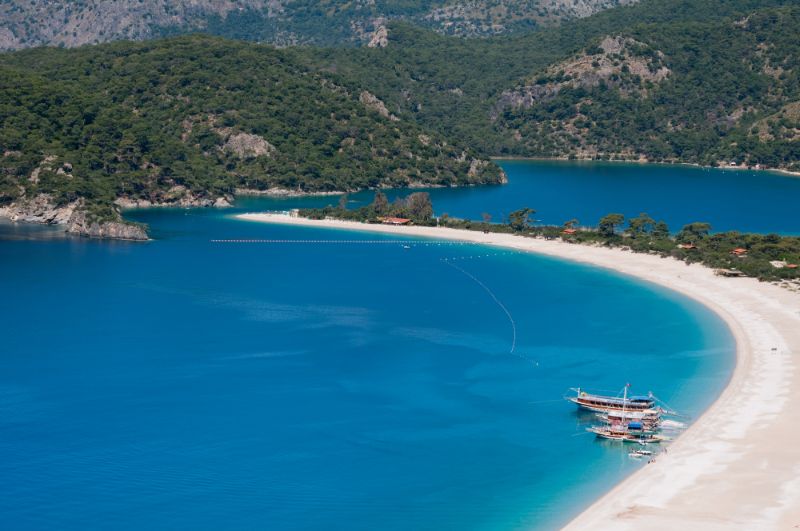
[{"left": 238, "top": 213, "right": 800, "bottom": 530}]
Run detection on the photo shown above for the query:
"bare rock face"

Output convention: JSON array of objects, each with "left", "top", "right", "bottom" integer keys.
[
  {"left": 467, "top": 158, "right": 487, "bottom": 178},
  {"left": 114, "top": 189, "right": 234, "bottom": 209},
  {"left": 359, "top": 91, "right": 400, "bottom": 121},
  {"left": 0, "top": 0, "right": 280, "bottom": 50},
  {"left": 0, "top": 194, "right": 78, "bottom": 224},
  {"left": 0, "top": 194, "right": 148, "bottom": 240},
  {"left": 29, "top": 155, "right": 58, "bottom": 184},
  {"left": 223, "top": 132, "right": 276, "bottom": 159},
  {"left": 367, "top": 24, "right": 389, "bottom": 48},
  {"left": 493, "top": 35, "right": 670, "bottom": 117},
  {"left": 67, "top": 210, "right": 148, "bottom": 240}
]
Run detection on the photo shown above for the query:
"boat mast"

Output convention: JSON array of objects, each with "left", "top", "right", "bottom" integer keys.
[{"left": 622, "top": 383, "right": 628, "bottom": 439}]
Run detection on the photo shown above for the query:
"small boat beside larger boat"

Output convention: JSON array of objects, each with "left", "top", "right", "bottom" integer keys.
[{"left": 568, "top": 384, "right": 682, "bottom": 446}]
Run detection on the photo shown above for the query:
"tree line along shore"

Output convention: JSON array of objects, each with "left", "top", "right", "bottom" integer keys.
[{"left": 299, "top": 191, "right": 800, "bottom": 283}]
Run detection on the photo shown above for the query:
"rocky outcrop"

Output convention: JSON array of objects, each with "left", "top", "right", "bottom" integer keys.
[
  {"left": 424, "top": 0, "right": 637, "bottom": 37},
  {"left": 66, "top": 210, "right": 148, "bottom": 241},
  {"left": 181, "top": 114, "right": 276, "bottom": 159},
  {"left": 114, "top": 190, "right": 233, "bottom": 209},
  {"left": 367, "top": 23, "right": 389, "bottom": 48},
  {"left": 359, "top": 91, "right": 399, "bottom": 122},
  {"left": 234, "top": 187, "right": 344, "bottom": 197},
  {"left": 0, "top": 194, "right": 78, "bottom": 224},
  {"left": 223, "top": 132, "right": 276, "bottom": 158},
  {"left": 494, "top": 35, "right": 670, "bottom": 117},
  {"left": 0, "top": 194, "right": 148, "bottom": 240}
]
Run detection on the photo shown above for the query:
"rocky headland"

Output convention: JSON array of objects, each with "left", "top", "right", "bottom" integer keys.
[{"left": 0, "top": 195, "right": 148, "bottom": 241}]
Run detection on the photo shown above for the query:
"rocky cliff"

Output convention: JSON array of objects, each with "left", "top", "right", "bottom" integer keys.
[
  {"left": 66, "top": 210, "right": 149, "bottom": 241},
  {"left": 0, "top": 0, "right": 637, "bottom": 50},
  {"left": 0, "top": 195, "right": 148, "bottom": 241}
]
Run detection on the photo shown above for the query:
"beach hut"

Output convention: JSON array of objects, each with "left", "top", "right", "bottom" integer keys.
[
  {"left": 562, "top": 228, "right": 577, "bottom": 235},
  {"left": 678, "top": 243, "right": 697, "bottom": 250},
  {"left": 730, "top": 247, "right": 748, "bottom": 257}
]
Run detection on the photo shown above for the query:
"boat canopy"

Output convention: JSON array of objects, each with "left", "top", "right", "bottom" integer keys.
[{"left": 579, "top": 394, "right": 653, "bottom": 406}]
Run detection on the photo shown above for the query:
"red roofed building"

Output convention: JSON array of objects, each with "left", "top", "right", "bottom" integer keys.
[
  {"left": 731, "top": 247, "right": 748, "bottom": 256},
  {"left": 379, "top": 217, "right": 411, "bottom": 225},
  {"left": 562, "top": 228, "right": 577, "bottom": 235}
]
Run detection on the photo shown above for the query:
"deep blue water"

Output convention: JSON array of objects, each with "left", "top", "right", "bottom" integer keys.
[
  {"left": 0, "top": 161, "right": 740, "bottom": 530},
  {"left": 257, "top": 160, "right": 800, "bottom": 234}
]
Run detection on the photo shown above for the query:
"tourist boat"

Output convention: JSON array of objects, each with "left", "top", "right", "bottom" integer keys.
[
  {"left": 584, "top": 385, "right": 667, "bottom": 443},
  {"left": 598, "top": 409, "right": 662, "bottom": 429},
  {"left": 587, "top": 423, "right": 666, "bottom": 443},
  {"left": 567, "top": 386, "right": 655, "bottom": 413}
]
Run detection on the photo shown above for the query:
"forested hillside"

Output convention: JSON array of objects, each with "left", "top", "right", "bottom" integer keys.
[
  {"left": 0, "top": 37, "right": 501, "bottom": 227},
  {"left": 1, "top": 0, "right": 798, "bottom": 239},
  {"left": 298, "top": 0, "right": 800, "bottom": 170}
]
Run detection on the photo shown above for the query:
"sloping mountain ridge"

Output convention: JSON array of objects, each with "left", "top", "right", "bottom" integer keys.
[
  {"left": 0, "top": 0, "right": 635, "bottom": 50},
  {"left": 298, "top": 0, "right": 800, "bottom": 171},
  {"left": 0, "top": 36, "right": 503, "bottom": 237}
]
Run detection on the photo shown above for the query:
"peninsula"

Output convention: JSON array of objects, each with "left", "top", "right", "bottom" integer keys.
[{"left": 238, "top": 211, "right": 800, "bottom": 529}]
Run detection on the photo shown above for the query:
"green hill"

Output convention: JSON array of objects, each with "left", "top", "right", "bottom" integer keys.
[
  {"left": 0, "top": 36, "right": 502, "bottom": 230},
  {"left": 296, "top": 0, "right": 800, "bottom": 170}
]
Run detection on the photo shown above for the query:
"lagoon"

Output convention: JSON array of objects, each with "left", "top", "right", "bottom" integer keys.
[
  {"left": 0, "top": 161, "right": 740, "bottom": 530},
  {"left": 240, "top": 160, "right": 800, "bottom": 235}
]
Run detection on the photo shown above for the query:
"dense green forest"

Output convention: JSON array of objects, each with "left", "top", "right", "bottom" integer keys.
[
  {"left": 0, "top": 37, "right": 502, "bottom": 220},
  {"left": 295, "top": 0, "right": 800, "bottom": 169}
]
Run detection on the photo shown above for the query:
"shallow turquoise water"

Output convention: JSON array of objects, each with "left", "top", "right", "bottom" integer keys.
[
  {"left": 0, "top": 195, "right": 734, "bottom": 529},
  {"left": 248, "top": 160, "right": 800, "bottom": 234}
]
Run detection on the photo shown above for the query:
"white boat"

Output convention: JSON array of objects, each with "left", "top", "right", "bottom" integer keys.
[{"left": 628, "top": 449, "right": 654, "bottom": 458}]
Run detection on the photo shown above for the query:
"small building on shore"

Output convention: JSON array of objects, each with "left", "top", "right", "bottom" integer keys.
[{"left": 378, "top": 217, "right": 412, "bottom": 226}]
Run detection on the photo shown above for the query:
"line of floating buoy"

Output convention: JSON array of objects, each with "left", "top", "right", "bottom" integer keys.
[
  {"left": 440, "top": 252, "right": 515, "bottom": 261},
  {"left": 443, "top": 259, "right": 518, "bottom": 355}
]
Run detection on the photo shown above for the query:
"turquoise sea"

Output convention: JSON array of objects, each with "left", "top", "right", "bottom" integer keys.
[{"left": 0, "top": 161, "right": 747, "bottom": 529}]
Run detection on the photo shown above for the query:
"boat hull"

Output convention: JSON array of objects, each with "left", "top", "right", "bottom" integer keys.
[{"left": 568, "top": 396, "right": 654, "bottom": 413}]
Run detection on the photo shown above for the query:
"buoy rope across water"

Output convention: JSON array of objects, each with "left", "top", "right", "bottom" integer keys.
[{"left": 442, "top": 258, "right": 518, "bottom": 356}]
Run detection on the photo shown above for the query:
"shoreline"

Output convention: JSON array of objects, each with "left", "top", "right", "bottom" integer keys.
[
  {"left": 237, "top": 213, "right": 800, "bottom": 529},
  {"left": 491, "top": 156, "right": 800, "bottom": 179}
]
